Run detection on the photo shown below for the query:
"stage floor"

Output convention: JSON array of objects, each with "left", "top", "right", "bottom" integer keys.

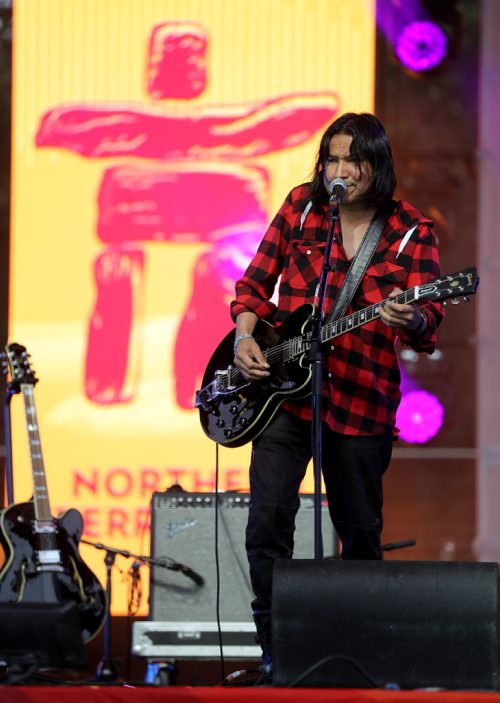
[{"left": 1, "top": 686, "right": 500, "bottom": 703}]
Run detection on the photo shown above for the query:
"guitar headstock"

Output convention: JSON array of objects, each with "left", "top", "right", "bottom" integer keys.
[
  {"left": 418, "top": 267, "right": 479, "bottom": 304},
  {"left": 2, "top": 342, "right": 38, "bottom": 388}
]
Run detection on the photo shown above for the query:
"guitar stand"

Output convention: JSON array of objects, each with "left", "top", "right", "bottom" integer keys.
[{"left": 3, "top": 380, "right": 21, "bottom": 506}]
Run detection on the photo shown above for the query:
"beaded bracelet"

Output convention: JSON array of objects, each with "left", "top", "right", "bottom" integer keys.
[{"left": 233, "top": 333, "right": 255, "bottom": 355}]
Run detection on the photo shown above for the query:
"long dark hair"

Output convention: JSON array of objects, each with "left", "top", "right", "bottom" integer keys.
[{"left": 309, "top": 112, "right": 396, "bottom": 208}]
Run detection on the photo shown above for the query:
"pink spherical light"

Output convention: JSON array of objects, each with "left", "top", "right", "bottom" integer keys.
[
  {"left": 397, "top": 389, "right": 444, "bottom": 444},
  {"left": 395, "top": 21, "right": 448, "bottom": 73}
]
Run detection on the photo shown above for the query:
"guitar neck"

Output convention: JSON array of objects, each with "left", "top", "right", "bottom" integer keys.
[
  {"left": 21, "top": 384, "right": 52, "bottom": 523},
  {"left": 260, "top": 286, "right": 421, "bottom": 368},
  {"left": 321, "top": 285, "right": 419, "bottom": 345}
]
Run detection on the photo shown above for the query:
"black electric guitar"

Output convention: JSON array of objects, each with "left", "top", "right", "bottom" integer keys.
[
  {"left": 196, "top": 267, "right": 479, "bottom": 448},
  {"left": 0, "top": 343, "right": 106, "bottom": 642}
]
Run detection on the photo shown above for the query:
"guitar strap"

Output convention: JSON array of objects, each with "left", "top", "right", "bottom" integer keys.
[{"left": 325, "top": 199, "right": 395, "bottom": 325}]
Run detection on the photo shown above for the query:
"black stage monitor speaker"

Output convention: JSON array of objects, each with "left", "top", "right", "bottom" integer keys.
[
  {"left": 273, "top": 559, "right": 500, "bottom": 690},
  {"left": 0, "top": 601, "right": 87, "bottom": 671},
  {"left": 142, "top": 492, "right": 335, "bottom": 658}
]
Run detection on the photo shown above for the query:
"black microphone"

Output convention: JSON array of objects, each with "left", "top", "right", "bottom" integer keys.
[
  {"left": 325, "top": 176, "right": 347, "bottom": 205},
  {"left": 171, "top": 561, "right": 205, "bottom": 586}
]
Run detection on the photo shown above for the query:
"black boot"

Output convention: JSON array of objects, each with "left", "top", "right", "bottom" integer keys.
[{"left": 253, "top": 611, "right": 272, "bottom": 686}]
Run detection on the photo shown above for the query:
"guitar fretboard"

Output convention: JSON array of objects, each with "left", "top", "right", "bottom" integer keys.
[
  {"left": 223, "top": 287, "right": 420, "bottom": 390},
  {"left": 321, "top": 286, "right": 418, "bottom": 344},
  {"left": 22, "top": 384, "right": 52, "bottom": 523}
]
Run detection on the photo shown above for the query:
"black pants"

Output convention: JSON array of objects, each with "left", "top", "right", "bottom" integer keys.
[{"left": 246, "top": 409, "right": 393, "bottom": 615}]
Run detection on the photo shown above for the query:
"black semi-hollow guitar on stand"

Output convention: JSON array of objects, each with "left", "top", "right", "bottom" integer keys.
[
  {"left": 196, "top": 267, "right": 479, "bottom": 448},
  {"left": 0, "top": 343, "right": 106, "bottom": 643}
]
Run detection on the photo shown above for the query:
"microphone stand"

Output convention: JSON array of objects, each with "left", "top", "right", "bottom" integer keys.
[
  {"left": 308, "top": 195, "right": 341, "bottom": 560},
  {"left": 81, "top": 538, "right": 203, "bottom": 681},
  {"left": 96, "top": 546, "right": 118, "bottom": 681},
  {"left": 2, "top": 379, "right": 21, "bottom": 506}
]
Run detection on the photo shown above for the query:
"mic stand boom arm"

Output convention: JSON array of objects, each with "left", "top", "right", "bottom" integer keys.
[
  {"left": 81, "top": 538, "right": 204, "bottom": 681},
  {"left": 81, "top": 538, "right": 204, "bottom": 583}
]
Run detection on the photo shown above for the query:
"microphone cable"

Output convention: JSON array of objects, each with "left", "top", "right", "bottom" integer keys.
[
  {"left": 214, "top": 441, "right": 225, "bottom": 683},
  {"left": 127, "top": 561, "right": 143, "bottom": 616}
]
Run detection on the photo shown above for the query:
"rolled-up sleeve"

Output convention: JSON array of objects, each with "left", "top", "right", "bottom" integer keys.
[
  {"left": 230, "top": 192, "right": 293, "bottom": 322},
  {"left": 397, "top": 224, "right": 444, "bottom": 353}
]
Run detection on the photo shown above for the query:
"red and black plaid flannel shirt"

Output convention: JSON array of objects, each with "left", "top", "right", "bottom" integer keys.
[{"left": 231, "top": 183, "right": 444, "bottom": 436}]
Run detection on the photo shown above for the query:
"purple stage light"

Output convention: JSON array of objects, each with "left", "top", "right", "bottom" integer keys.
[
  {"left": 395, "top": 20, "right": 448, "bottom": 72},
  {"left": 397, "top": 389, "right": 444, "bottom": 444}
]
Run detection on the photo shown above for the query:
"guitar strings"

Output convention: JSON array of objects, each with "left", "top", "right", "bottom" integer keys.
[
  {"left": 224, "top": 275, "right": 462, "bottom": 387},
  {"left": 226, "top": 287, "right": 416, "bottom": 386}
]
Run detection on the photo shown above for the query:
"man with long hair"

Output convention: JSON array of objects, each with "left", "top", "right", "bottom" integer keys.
[{"left": 231, "top": 113, "right": 443, "bottom": 678}]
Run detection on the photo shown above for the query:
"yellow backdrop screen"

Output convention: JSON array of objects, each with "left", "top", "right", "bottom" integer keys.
[{"left": 10, "top": 0, "right": 375, "bottom": 615}]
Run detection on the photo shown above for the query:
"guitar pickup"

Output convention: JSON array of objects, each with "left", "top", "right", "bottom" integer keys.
[
  {"left": 34, "top": 520, "right": 57, "bottom": 534},
  {"left": 37, "top": 549, "right": 62, "bottom": 566}
]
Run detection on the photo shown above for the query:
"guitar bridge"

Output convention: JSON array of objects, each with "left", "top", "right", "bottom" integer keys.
[
  {"left": 214, "top": 366, "right": 236, "bottom": 392},
  {"left": 34, "top": 519, "right": 57, "bottom": 534},
  {"left": 195, "top": 366, "right": 247, "bottom": 411}
]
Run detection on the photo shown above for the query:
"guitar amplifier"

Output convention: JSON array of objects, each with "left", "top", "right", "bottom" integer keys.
[{"left": 132, "top": 492, "right": 335, "bottom": 659}]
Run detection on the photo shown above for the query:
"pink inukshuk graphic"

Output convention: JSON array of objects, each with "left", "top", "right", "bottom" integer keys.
[{"left": 36, "top": 21, "right": 339, "bottom": 408}]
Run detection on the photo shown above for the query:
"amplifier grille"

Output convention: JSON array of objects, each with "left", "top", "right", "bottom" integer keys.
[{"left": 149, "top": 492, "right": 334, "bottom": 624}]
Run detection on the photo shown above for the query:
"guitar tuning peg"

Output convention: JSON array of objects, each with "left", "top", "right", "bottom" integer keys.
[
  {"left": 463, "top": 296, "right": 470, "bottom": 303},
  {"left": 451, "top": 298, "right": 460, "bottom": 305}
]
